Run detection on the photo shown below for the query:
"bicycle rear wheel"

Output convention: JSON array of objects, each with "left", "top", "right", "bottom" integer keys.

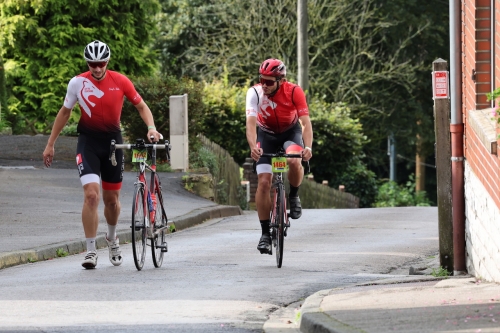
[
  {"left": 132, "top": 184, "right": 147, "bottom": 270},
  {"left": 275, "top": 184, "right": 285, "bottom": 268},
  {"left": 152, "top": 184, "right": 167, "bottom": 268}
]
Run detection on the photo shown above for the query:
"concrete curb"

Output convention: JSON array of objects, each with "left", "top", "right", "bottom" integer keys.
[
  {"left": 0, "top": 204, "right": 242, "bottom": 270},
  {"left": 299, "top": 276, "right": 448, "bottom": 333}
]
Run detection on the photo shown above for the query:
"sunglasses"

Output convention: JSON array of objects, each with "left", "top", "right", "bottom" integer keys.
[
  {"left": 87, "top": 61, "right": 108, "bottom": 68},
  {"left": 259, "top": 77, "right": 279, "bottom": 86}
]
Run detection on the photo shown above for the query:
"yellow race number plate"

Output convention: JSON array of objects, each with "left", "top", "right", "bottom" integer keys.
[
  {"left": 132, "top": 149, "right": 147, "bottom": 163},
  {"left": 271, "top": 157, "right": 288, "bottom": 172}
]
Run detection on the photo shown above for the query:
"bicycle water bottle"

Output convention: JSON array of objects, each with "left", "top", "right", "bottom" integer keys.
[{"left": 150, "top": 193, "right": 157, "bottom": 222}]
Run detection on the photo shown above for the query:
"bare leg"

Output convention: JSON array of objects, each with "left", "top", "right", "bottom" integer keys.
[
  {"left": 287, "top": 154, "right": 304, "bottom": 187},
  {"left": 82, "top": 183, "right": 101, "bottom": 238},
  {"left": 256, "top": 173, "right": 273, "bottom": 220},
  {"left": 103, "top": 189, "right": 121, "bottom": 226}
]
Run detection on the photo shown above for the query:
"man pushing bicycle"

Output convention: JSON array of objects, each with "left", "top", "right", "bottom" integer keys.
[
  {"left": 42, "top": 40, "right": 161, "bottom": 269},
  {"left": 245, "top": 58, "right": 313, "bottom": 255}
]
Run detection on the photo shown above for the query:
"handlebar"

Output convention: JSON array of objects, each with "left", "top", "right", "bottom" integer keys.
[
  {"left": 255, "top": 150, "right": 310, "bottom": 174},
  {"left": 260, "top": 153, "right": 302, "bottom": 159},
  {"left": 109, "top": 136, "right": 171, "bottom": 166}
]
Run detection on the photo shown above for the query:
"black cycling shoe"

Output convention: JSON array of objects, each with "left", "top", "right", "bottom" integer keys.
[
  {"left": 289, "top": 196, "right": 302, "bottom": 219},
  {"left": 257, "top": 234, "right": 272, "bottom": 255}
]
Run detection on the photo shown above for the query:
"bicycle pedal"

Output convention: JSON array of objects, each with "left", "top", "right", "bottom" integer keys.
[{"left": 157, "top": 244, "right": 168, "bottom": 252}]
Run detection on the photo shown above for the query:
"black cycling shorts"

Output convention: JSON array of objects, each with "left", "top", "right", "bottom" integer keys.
[
  {"left": 256, "top": 122, "right": 304, "bottom": 174},
  {"left": 75, "top": 132, "right": 124, "bottom": 190}
]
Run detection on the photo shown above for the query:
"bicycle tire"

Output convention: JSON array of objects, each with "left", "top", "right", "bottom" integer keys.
[
  {"left": 276, "top": 183, "right": 285, "bottom": 268},
  {"left": 152, "top": 181, "right": 167, "bottom": 268},
  {"left": 132, "top": 183, "right": 147, "bottom": 270},
  {"left": 270, "top": 187, "right": 278, "bottom": 250}
]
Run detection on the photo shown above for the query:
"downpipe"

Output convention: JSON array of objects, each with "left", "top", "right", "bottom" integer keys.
[
  {"left": 450, "top": 0, "right": 466, "bottom": 275},
  {"left": 450, "top": 124, "right": 466, "bottom": 275}
]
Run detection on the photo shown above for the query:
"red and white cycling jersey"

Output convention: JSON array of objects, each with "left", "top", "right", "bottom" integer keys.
[
  {"left": 64, "top": 70, "right": 142, "bottom": 133},
  {"left": 246, "top": 81, "right": 309, "bottom": 134}
]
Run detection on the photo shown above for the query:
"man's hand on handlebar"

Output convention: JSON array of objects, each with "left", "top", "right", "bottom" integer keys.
[
  {"left": 250, "top": 146, "right": 263, "bottom": 161},
  {"left": 301, "top": 147, "right": 312, "bottom": 161},
  {"left": 147, "top": 128, "right": 163, "bottom": 143}
]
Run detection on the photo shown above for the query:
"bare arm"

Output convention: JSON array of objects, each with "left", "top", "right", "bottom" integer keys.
[
  {"left": 299, "top": 115, "right": 313, "bottom": 161},
  {"left": 43, "top": 106, "right": 72, "bottom": 167},
  {"left": 246, "top": 116, "right": 262, "bottom": 161},
  {"left": 134, "top": 100, "right": 161, "bottom": 142}
]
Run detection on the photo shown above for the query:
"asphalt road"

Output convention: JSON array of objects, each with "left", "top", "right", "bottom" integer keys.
[{"left": 0, "top": 207, "right": 439, "bottom": 332}]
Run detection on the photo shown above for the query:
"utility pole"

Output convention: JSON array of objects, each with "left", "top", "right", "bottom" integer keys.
[
  {"left": 297, "top": 0, "right": 308, "bottom": 93},
  {"left": 432, "top": 58, "right": 453, "bottom": 272}
]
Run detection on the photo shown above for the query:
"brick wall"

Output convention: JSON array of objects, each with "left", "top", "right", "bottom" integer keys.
[
  {"left": 462, "top": 0, "right": 500, "bottom": 282},
  {"left": 462, "top": 0, "right": 500, "bottom": 208}
]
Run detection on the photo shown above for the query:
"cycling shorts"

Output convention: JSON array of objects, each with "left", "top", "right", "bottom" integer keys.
[
  {"left": 75, "top": 132, "right": 124, "bottom": 190},
  {"left": 256, "top": 122, "right": 303, "bottom": 174}
]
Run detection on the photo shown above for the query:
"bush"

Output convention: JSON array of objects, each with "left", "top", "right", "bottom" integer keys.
[
  {"left": 374, "top": 175, "right": 431, "bottom": 207},
  {"left": 331, "top": 159, "right": 378, "bottom": 208},
  {"left": 121, "top": 75, "right": 205, "bottom": 155},
  {"left": 309, "top": 99, "right": 368, "bottom": 184},
  {"left": 202, "top": 77, "right": 248, "bottom": 165}
]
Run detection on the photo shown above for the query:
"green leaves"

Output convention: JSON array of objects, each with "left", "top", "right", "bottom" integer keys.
[{"left": 1, "top": 0, "right": 160, "bottom": 134}]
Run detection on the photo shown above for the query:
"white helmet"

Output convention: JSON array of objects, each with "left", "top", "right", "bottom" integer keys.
[{"left": 83, "top": 40, "right": 111, "bottom": 62}]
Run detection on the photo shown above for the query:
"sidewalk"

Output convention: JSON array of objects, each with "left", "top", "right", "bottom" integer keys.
[
  {"left": 0, "top": 165, "right": 242, "bottom": 269},
  {"left": 299, "top": 275, "right": 500, "bottom": 333}
]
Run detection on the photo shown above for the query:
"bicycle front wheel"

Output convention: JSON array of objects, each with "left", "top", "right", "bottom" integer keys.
[
  {"left": 275, "top": 184, "right": 285, "bottom": 268},
  {"left": 152, "top": 184, "right": 167, "bottom": 268},
  {"left": 132, "top": 184, "right": 147, "bottom": 270}
]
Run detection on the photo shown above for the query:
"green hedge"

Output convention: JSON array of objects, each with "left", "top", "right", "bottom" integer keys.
[{"left": 121, "top": 75, "right": 205, "bottom": 153}]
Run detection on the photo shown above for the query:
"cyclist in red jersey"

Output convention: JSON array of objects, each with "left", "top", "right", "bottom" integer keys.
[
  {"left": 246, "top": 58, "right": 313, "bottom": 255},
  {"left": 42, "top": 40, "right": 162, "bottom": 269}
]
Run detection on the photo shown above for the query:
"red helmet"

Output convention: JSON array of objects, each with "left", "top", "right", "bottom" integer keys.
[{"left": 259, "top": 58, "right": 286, "bottom": 77}]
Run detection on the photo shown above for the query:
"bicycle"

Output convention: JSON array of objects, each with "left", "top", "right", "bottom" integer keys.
[
  {"left": 109, "top": 137, "right": 171, "bottom": 271},
  {"left": 260, "top": 148, "right": 305, "bottom": 268}
]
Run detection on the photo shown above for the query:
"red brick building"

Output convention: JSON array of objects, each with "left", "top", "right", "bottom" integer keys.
[{"left": 459, "top": 0, "right": 500, "bottom": 282}]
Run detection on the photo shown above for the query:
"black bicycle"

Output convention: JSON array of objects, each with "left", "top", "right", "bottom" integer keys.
[
  {"left": 260, "top": 148, "right": 303, "bottom": 268},
  {"left": 109, "top": 137, "right": 171, "bottom": 270}
]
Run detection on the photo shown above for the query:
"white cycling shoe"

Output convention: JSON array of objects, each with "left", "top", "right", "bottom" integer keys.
[
  {"left": 82, "top": 251, "right": 98, "bottom": 269},
  {"left": 106, "top": 234, "right": 123, "bottom": 266}
]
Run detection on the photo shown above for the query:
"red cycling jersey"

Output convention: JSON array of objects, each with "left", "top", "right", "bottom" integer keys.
[
  {"left": 246, "top": 81, "right": 309, "bottom": 134},
  {"left": 63, "top": 70, "right": 142, "bottom": 134}
]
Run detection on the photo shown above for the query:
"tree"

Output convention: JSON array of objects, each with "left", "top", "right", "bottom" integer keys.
[
  {"left": 0, "top": 0, "right": 160, "bottom": 134},
  {"left": 157, "top": 0, "right": 448, "bottom": 205}
]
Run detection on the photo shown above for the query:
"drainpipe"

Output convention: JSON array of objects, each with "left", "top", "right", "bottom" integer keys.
[{"left": 450, "top": 0, "right": 466, "bottom": 275}]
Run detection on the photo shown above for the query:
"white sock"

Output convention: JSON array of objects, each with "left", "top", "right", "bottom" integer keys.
[
  {"left": 107, "top": 224, "right": 117, "bottom": 240},
  {"left": 86, "top": 238, "right": 96, "bottom": 252}
]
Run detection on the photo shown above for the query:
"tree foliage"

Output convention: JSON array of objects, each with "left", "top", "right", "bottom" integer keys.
[
  {"left": 156, "top": 0, "right": 448, "bottom": 184},
  {"left": 120, "top": 74, "right": 205, "bottom": 151},
  {"left": 201, "top": 75, "right": 248, "bottom": 164},
  {"left": 0, "top": 0, "right": 160, "bottom": 134}
]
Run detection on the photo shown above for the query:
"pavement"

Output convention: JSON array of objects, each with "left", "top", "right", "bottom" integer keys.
[{"left": 1, "top": 135, "right": 500, "bottom": 333}]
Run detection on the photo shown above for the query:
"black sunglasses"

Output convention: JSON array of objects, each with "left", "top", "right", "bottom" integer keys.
[
  {"left": 259, "top": 77, "right": 280, "bottom": 86},
  {"left": 87, "top": 61, "right": 108, "bottom": 68}
]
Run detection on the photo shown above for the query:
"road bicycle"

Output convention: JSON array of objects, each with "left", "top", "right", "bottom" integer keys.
[
  {"left": 109, "top": 137, "right": 171, "bottom": 271},
  {"left": 260, "top": 148, "right": 304, "bottom": 268}
]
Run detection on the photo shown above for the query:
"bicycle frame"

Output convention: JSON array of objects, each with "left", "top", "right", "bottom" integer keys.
[
  {"left": 261, "top": 149, "right": 302, "bottom": 267},
  {"left": 110, "top": 138, "right": 171, "bottom": 238}
]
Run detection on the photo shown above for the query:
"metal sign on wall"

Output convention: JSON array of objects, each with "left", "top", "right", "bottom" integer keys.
[{"left": 432, "top": 71, "right": 449, "bottom": 99}]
